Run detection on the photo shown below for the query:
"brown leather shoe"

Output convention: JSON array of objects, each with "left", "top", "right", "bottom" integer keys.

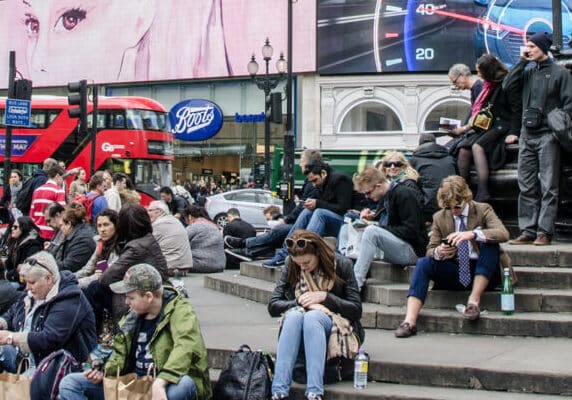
[
  {"left": 533, "top": 233, "right": 551, "bottom": 246},
  {"left": 462, "top": 303, "right": 481, "bottom": 320},
  {"left": 508, "top": 233, "right": 535, "bottom": 245},
  {"left": 395, "top": 322, "right": 417, "bottom": 338}
]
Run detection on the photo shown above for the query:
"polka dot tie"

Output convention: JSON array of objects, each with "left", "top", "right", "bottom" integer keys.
[{"left": 457, "top": 215, "right": 471, "bottom": 287}]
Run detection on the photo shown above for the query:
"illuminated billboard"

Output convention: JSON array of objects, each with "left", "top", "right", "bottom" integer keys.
[
  {"left": 318, "top": 0, "right": 572, "bottom": 74},
  {"left": 0, "top": 1, "right": 316, "bottom": 88}
]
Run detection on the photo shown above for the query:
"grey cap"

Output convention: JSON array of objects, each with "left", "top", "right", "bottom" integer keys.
[{"left": 109, "top": 263, "right": 162, "bottom": 294}]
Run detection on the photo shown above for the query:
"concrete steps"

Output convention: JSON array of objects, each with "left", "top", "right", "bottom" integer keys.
[{"left": 187, "top": 275, "right": 572, "bottom": 397}]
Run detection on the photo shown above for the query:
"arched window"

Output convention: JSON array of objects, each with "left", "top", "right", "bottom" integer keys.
[
  {"left": 423, "top": 99, "right": 471, "bottom": 132},
  {"left": 340, "top": 101, "right": 402, "bottom": 132}
]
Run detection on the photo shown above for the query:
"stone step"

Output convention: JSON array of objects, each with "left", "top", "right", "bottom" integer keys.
[
  {"left": 209, "top": 369, "right": 566, "bottom": 400},
  {"left": 363, "top": 282, "right": 572, "bottom": 312},
  {"left": 203, "top": 271, "right": 572, "bottom": 337},
  {"left": 239, "top": 258, "right": 572, "bottom": 291},
  {"left": 500, "top": 243, "right": 572, "bottom": 267}
]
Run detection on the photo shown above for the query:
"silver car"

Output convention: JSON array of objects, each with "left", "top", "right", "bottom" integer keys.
[{"left": 205, "top": 189, "right": 283, "bottom": 229}]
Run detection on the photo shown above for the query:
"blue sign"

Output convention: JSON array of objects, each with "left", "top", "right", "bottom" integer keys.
[
  {"left": 168, "top": 99, "right": 223, "bottom": 142},
  {"left": 4, "top": 99, "right": 31, "bottom": 127},
  {"left": 0, "top": 135, "right": 38, "bottom": 156},
  {"left": 235, "top": 112, "right": 265, "bottom": 123}
]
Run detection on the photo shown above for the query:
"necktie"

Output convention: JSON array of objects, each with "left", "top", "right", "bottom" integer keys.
[{"left": 457, "top": 215, "right": 472, "bottom": 287}]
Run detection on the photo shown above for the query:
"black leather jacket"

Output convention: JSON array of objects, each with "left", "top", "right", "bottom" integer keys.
[{"left": 268, "top": 254, "right": 364, "bottom": 342}]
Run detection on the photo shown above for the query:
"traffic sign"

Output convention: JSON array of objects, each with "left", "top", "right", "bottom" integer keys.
[{"left": 4, "top": 98, "right": 31, "bottom": 127}]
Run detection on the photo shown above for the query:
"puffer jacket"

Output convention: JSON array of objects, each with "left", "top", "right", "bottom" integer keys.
[
  {"left": 0, "top": 271, "right": 97, "bottom": 364},
  {"left": 105, "top": 287, "right": 212, "bottom": 400}
]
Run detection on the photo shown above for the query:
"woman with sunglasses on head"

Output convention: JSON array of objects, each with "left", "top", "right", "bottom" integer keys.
[
  {"left": 4, "top": 216, "right": 43, "bottom": 289},
  {"left": 268, "top": 230, "right": 363, "bottom": 400}
]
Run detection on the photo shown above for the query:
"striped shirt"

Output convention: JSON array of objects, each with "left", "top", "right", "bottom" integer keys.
[{"left": 30, "top": 180, "right": 66, "bottom": 240}]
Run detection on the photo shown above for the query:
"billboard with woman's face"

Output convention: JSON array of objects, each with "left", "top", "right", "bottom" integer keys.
[{"left": 0, "top": 0, "right": 316, "bottom": 88}]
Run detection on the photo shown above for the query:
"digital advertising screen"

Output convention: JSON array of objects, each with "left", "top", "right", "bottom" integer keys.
[
  {"left": 318, "top": 0, "right": 572, "bottom": 74},
  {"left": 0, "top": 1, "right": 316, "bottom": 88}
]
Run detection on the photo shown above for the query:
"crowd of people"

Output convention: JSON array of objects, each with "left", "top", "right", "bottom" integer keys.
[{"left": 0, "top": 32, "right": 568, "bottom": 400}]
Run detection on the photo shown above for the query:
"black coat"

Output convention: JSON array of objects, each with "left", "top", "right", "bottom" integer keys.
[
  {"left": 0, "top": 271, "right": 97, "bottom": 364},
  {"left": 268, "top": 254, "right": 364, "bottom": 342},
  {"left": 381, "top": 183, "right": 427, "bottom": 257},
  {"left": 410, "top": 143, "right": 457, "bottom": 221},
  {"left": 55, "top": 223, "right": 96, "bottom": 273},
  {"left": 223, "top": 219, "right": 256, "bottom": 239},
  {"left": 314, "top": 168, "right": 353, "bottom": 216},
  {"left": 284, "top": 179, "right": 320, "bottom": 224},
  {"left": 100, "top": 233, "right": 169, "bottom": 288},
  {"left": 5, "top": 235, "right": 44, "bottom": 283}
]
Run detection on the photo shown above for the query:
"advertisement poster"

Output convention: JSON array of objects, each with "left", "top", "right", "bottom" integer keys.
[{"left": 318, "top": 0, "right": 572, "bottom": 74}]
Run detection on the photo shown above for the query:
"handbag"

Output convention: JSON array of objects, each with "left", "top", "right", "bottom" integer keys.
[
  {"left": 470, "top": 105, "right": 493, "bottom": 132},
  {"left": 0, "top": 358, "right": 31, "bottom": 400},
  {"left": 523, "top": 107, "right": 544, "bottom": 129},
  {"left": 213, "top": 344, "right": 274, "bottom": 400},
  {"left": 103, "top": 367, "right": 155, "bottom": 400},
  {"left": 31, "top": 349, "right": 80, "bottom": 400}
]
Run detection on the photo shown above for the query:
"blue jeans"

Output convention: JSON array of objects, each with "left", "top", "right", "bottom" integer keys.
[
  {"left": 272, "top": 308, "right": 332, "bottom": 397},
  {"left": 0, "top": 345, "right": 19, "bottom": 373},
  {"left": 59, "top": 372, "right": 197, "bottom": 400},
  {"left": 408, "top": 243, "right": 501, "bottom": 303},
  {"left": 245, "top": 224, "right": 291, "bottom": 257},
  {"left": 353, "top": 225, "right": 418, "bottom": 289},
  {"left": 274, "top": 208, "right": 345, "bottom": 261}
]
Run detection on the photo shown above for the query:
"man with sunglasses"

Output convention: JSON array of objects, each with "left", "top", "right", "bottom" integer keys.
[
  {"left": 395, "top": 176, "right": 510, "bottom": 338},
  {"left": 262, "top": 161, "right": 353, "bottom": 268},
  {"left": 352, "top": 167, "right": 426, "bottom": 291}
]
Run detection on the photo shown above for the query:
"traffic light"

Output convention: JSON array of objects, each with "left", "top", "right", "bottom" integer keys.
[
  {"left": 270, "top": 92, "right": 282, "bottom": 124},
  {"left": 67, "top": 80, "right": 88, "bottom": 132}
]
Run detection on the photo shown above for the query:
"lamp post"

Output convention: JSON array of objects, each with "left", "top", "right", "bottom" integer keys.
[{"left": 247, "top": 38, "right": 287, "bottom": 189}]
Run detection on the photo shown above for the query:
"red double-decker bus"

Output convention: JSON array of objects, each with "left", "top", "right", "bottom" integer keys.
[{"left": 0, "top": 96, "right": 174, "bottom": 204}]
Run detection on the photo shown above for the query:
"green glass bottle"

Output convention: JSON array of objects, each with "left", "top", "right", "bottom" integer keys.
[{"left": 501, "top": 268, "right": 514, "bottom": 316}]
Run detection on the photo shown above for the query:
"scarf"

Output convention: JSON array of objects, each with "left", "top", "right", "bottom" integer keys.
[{"left": 471, "top": 81, "right": 496, "bottom": 117}]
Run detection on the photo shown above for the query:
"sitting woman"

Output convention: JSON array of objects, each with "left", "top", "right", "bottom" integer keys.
[
  {"left": 43, "top": 202, "right": 66, "bottom": 255},
  {"left": 0, "top": 251, "right": 97, "bottom": 375},
  {"left": 4, "top": 216, "right": 43, "bottom": 288},
  {"left": 75, "top": 209, "right": 119, "bottom": 290},
  {"left": 54, "top": 204, "right": 97, "bottom": 272},
  {"left": 268, "top": 230, "right": 363, "bottom": 400},
  {"left": 184, "top": 205, "right": 225, "bottom": 273},
  {"left": 456, "top": 54, "right": 521, "bottom": 201},
  {"left": 378, "top": 151, "right": 423, "bottom": 202}
]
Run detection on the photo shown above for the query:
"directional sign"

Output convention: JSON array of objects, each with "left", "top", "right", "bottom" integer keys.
[{"left": 4, "top": 99, "right": 31, "bottom": 127}]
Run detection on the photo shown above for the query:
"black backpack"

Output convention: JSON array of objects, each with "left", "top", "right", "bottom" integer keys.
[
  {"left": 214, "top": 344, "right": 274, "bottom": 400},
  {"left": 15, "top": 177, "right": 36, "bottom": 215}
]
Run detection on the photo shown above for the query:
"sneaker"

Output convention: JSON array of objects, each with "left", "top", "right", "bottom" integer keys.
[
  {"left": 271, "top": 394, "right": 288, "bottom": 400},
  {"left": 224, "top": 248, "right": 253, "bottom": 262},
  {"left": 305, "top": 394, "right": 323, "bottom": 400},
  {"left": 262, "top": 256, "right": 285, "bottom": 269},
  {"left": 224, "top": 235, "right": 245, "bottom": 249}
]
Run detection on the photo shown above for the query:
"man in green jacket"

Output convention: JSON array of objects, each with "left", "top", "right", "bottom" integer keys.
[{"left": 59, "top": 263, "right": 212, "bottom": 400}]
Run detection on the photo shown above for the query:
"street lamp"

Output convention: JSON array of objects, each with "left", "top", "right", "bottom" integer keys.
[{"left": 248, "top": 38, "right": 287, "bottom": 188}]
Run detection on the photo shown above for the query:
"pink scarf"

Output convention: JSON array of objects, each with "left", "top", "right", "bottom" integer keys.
[{"left": 471, "top": 81, "right": 496, "bottom": 116}]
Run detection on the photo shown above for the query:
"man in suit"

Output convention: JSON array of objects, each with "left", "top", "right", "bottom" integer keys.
[{"left": 395, "top": 175, "right": 509, "bottom": 338}]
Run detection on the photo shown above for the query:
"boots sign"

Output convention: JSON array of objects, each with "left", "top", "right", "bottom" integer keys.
[{"left": 168, "top": 99, "right": 223, "bottom": 142}]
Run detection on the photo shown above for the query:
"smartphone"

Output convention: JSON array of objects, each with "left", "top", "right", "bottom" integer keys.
[
  {"left": 96, "top": 260, "right": 109, "bottom": 273},
  {"left": 441, "top": 238, "right": 450, "bottom": 246}
]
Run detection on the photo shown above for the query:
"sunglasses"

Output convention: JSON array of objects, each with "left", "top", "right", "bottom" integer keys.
[
  {"left": 11, "top": 225, "right": 20, "bottom": 230},
  {"left": 444, "top": 205, "right": 463, "bottom": 210},
  {"left": 285, "top": 238, "right": 312, "bottom": 250},
  {"left": 24, "top": 257, "right": 53, "bottom": 273},
  {"left": 383, "top": 161, "right": 404, "bottom": 168},
  {"left": 362, "top": 186, "right": 377, "bottom": 197}
]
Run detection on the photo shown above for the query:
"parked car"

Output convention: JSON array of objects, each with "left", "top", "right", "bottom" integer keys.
[{"left": 205, "top": 189, "right": 283, "bottom": 230}]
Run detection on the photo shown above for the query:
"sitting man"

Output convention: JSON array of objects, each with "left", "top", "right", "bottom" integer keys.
[
  {"left": 352, "top": 166, "right": 427, "bottom": 291},
  {"left": 225, "top": 149, "right": 321, "bottom": 262},
  {"left": 395, "top": 175, "right": 510, "bottom": 338},
  {"left": 147, "top": 200, "right": 193, "bottom": 273},
  {"left": 262, "top": 161, "right": 353, "bottom": 268},
  {"left": 59, "top": 263, "right": 212, "bottom": 400},
  {"left": 222, "top": 208, "right": 256, "bottom": 269}
]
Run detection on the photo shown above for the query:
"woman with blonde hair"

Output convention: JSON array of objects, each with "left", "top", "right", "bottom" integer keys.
[
  {"left": 378, "top": 151, "right": 423, "bottom": 205},
  {"left": 268, "top": 230, "right": 363, "bottom": 400}
]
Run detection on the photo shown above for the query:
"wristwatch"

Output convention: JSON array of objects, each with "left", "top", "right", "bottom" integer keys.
[{"left": 6, "top": 333, "right": 13, "bottom": 345}]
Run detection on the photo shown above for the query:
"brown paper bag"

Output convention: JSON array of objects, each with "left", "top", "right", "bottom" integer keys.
[
  {"left": 0, "top": 359, "right": 31, "bottom": 400},
  {"left": 103, "top": 370, "right": 154, "bottom": 400}
]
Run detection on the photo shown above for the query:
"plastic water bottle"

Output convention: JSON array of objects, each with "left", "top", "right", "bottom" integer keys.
[
  {"left": 501, "top": 267, "right": 514, "bottom": 315},
  {"left": 353, "top": 348, "right": 368, "bottom": 389}
]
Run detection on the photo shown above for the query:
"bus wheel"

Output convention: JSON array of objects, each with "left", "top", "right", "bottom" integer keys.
[{"left": 214, "top": 213, "right": 228, "bottom": 228}]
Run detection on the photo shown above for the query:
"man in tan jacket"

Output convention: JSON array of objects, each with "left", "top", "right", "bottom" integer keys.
[{"left": 395, "top": 176, "right": 509, "bottom": 338}]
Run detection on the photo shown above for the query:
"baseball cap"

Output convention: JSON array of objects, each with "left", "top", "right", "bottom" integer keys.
[{"left": 109, "top": 264, "right": 163, "bottom": 294}]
